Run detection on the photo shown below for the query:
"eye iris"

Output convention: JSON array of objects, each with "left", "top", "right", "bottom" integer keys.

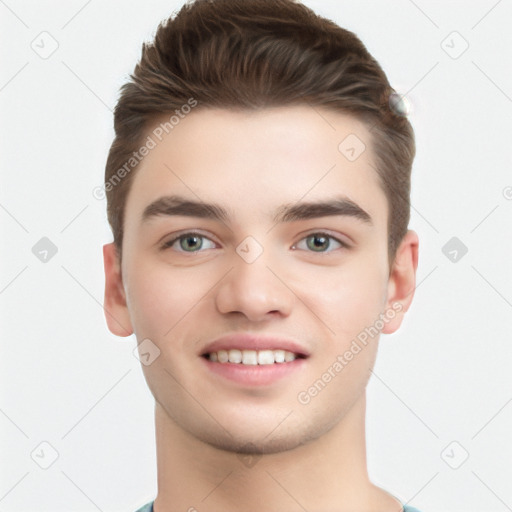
[
  {"left": 180, "top": 235, "right": 202, "bottom": 251},
  {"left": 307, "top": 234, "right": 329, "bottom": 252}
]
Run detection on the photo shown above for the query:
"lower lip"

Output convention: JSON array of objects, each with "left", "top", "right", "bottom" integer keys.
[{"left": 200, "top": 356, "right": 307, "bottom": 386}]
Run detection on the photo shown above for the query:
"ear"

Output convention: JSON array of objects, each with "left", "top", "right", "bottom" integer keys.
[
  {"left": 103, "top": 243, "right": 133, "bottom": 337},
  {"left": 381, "top": 230, "right": 419, "bottom": 334}
]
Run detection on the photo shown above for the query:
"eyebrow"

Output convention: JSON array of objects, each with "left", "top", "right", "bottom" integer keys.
[{"left": 141, "top": 194, "right": 372, "bottom": 226}]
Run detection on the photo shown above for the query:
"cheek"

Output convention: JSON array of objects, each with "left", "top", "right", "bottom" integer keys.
[
  {"left": 124, "top": 259, "right": 207, "bottom": 338},
  {"left": 296, "top": 256, "right": 388, "bottom": 345}
]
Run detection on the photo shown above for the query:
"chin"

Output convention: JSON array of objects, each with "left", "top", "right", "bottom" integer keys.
[
  {"left": 202, "top": 430, "right": 319, "bottom": 456},
  {"left": 190, "top": 411, "right": 333, "bottom": 457}
]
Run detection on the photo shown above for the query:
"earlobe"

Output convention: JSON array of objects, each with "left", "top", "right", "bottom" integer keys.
[
  {"left": 381, "top": 230, "right": 419, "bottom": 335},
  {"left": 103, "top": 243, "right": 134, "bottom": 337}
]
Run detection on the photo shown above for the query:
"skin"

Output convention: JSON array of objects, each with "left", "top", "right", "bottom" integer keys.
[{"left": 103, "top": 105, "right": 419, "bottom": 512}]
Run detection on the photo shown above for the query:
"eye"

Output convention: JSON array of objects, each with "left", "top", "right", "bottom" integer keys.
[
  {"left": 292, "top": 232, "right": 348, "bottom": 253},
  {"left": 161, "top": 232, "right": 217, "bottom": 253}
]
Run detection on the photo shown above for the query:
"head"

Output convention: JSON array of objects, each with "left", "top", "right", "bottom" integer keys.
[{"left": 103, "top": 0, "right": 418, "bottom": 454}]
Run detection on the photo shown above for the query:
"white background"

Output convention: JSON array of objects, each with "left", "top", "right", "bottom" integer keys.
[{"left": 1, "top": 1, "right": 511, "bottom": 511}]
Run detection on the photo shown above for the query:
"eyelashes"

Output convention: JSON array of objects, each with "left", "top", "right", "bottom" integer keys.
[
  {"left": 291, "top": 232, "right": 349, "bottom": 252},
  {"left": 161, "top": 231, "right": 350, "bottom": 254},
  {"left": 161, "top": 232, "right": 216, "bottom": 252}
]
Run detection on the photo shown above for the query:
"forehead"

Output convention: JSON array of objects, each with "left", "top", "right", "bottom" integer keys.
[{"left": 124, "top": 105, "right": 387, "bottom": 230}]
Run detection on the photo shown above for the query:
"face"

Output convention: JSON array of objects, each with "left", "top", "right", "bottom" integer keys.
[{"left": 104, "top": 106, "right": 414, "bottom": 454}]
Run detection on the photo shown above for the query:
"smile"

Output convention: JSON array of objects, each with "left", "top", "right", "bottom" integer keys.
[{"left": 205, "top": 349, "right": 303, "bottom": 365}]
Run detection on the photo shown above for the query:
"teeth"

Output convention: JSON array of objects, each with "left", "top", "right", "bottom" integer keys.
[
  {"left": 257, "top": 350, "right": 274, "bottom": 365},
  {"left": 273, "top": 350, "right": 285, "bottom": 363},
  {"left": 284, "top": 351, "right": 295, "bottom": 362},
  {"left": 208, "top": 349, "right": 298, "bottom": 364},
  {"left": 228, "top": 349, "right": 242, "bottom": 363},
  {"left": 218, "top": 350, "right": 229, "bottom": 363},
  {"left": 242, "top": 350, "right": 258, "bottom": 365}
]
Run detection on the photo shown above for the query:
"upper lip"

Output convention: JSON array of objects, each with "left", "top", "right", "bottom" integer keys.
[{"left": 201, "top": 333, "right": 311, "bottom": 358}]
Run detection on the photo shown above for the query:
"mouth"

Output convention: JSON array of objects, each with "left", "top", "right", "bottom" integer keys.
[
  {"left": 202, "top": 348, "right": 308, "bottom": 365},
  {"left": 199, "top": 334, "right": 310, "bottom": 386}
]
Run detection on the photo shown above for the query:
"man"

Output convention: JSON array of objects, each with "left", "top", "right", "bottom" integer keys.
[{"left": 102, "top": 1, "right": 421, "bottom": 510}]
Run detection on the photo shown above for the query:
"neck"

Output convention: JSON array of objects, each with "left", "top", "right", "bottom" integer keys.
[{"left": 152, "top": 391, "right": 401, "bottom": 512}]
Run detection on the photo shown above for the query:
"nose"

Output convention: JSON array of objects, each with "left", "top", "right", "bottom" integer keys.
[{"left": 214, "top": 250, "right": 294, "bottom": 322}]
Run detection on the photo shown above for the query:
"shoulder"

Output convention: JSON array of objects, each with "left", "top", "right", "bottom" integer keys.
[
  {"left": 132, "top": 499, "right": 421, "bottom": 512},
  {"left": 133, "top": 501, "right": 154, "bottom": 512}
]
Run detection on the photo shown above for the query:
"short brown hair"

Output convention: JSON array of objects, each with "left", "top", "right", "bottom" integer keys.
[{"left": 105, "top": 0, "right": 415, "bottom": 264}]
